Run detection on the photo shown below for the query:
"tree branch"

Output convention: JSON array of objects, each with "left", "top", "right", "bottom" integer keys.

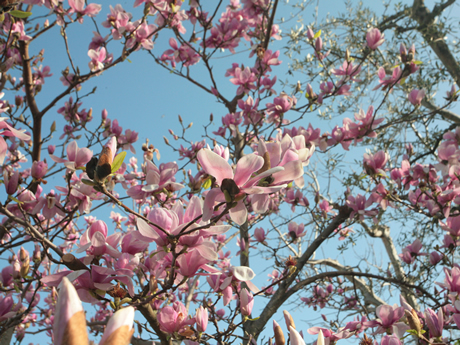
[
  {"left": 244, "top": 205, "right": 352, "bottom": 339},
  {"left": 411, "top": 0, "right": 460, "bottom": 88}
]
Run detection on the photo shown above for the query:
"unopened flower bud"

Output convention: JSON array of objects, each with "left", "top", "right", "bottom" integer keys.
[
  {"left": 178, "top": 115, "right": 183, "bottom": 123},
  {"left": 101, "top": 109, "right": 108, "bottom": 120},
  {"left": 33, "top": 244, "right": 41, "bottom": 263},
  {"left": 48, "top": 145, "right": 55, "bottom": 154},
  {"left": 283, "top": 310, "right": 295, "bottom": 330},
  {"left": 306, "top": 27, "right": 314, "bottom": 40},
  {"left": 273, "top": 320, "right": 285, "bottom": 345},
  {"left": 345, "top": 49, "right": 350, "bottom": 62},
  {"left": 15, "top": 95, "right": 23, "bottom": 107},
  {"left": 405, "top": 309, "right": 422, "bottom": 336}
]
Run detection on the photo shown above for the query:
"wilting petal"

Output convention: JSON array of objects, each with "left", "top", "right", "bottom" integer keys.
[
  {"left": 53, "top": 277, "right": 88, "bottom": 345},
  {"left": 231, "top": 266, "right": 255, "bottom": 281}
]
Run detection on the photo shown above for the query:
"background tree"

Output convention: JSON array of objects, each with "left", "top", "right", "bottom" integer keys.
[{"left": 0, "top": 0, "right": 459, "bottom": 345}]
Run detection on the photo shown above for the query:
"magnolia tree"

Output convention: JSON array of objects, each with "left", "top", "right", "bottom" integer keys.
[{"left": 1, "top": 0, "right": 460, "bottom": 344}]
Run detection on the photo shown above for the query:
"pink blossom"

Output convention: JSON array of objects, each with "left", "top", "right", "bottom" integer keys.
[
  {"left": 88, "top": 47, "right": 108, "bottom": 72},
  {"left": 68, "top": 0, "right": 101, "bottom": 23},
  {"left": 230, "top": 66, "right": 257, "bottom": 95},
  {"left": 288, "top": 221, "right": 306, "bottom": 242},
  {"left": 126, "top": 22, "right": 157, "bottom": 50},
  {"left": 366, "top": 28, "right": 385, "bottom": 50},
  {"left": 399, "top": 239, "right": 427, "bottom": 264},
  {"left": 49, "top": 140, "right": 92, "bottom": 171},
  {"left": 363, "top": 150, "right": 389, "bottom": 176},
  {"left": 157, "top": 301, "right": 195, "bottom": 334},
  {"left": 408, "top": 89, "right": 425, "bottom": 106},
  {"left": 197, "top": 148, "right": 287, "bottom": 225}
]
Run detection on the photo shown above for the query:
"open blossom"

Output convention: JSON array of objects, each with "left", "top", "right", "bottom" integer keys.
[
  {"left": 157, "top": 301, "right": 195, "bottom": 334},
  {"left": 399, "top": 239, "right": 427, "bottom": 264},
  {"left": 197, "top": 148, "right": 289, "bottom": 225},
  {"left": 49, "top": 140, "right": 92, "bottom": 171},
  {"left": 126, "top": 22, "right": 157, "bottom": 50},
  {"left": 230, "top": 66, "right": 257, "bottom": 95},
  {"left": 408, "top": 89, "right": 425, "bottom": 106},
  {"left": 68, "top": 0, "right": 101, "bottom": 22},
  {"left": 363, "top": 150, "right": 389, "bottom": 176},
  {"left": 366, "top": 28, "right": 385, "bottom": 50},
  {"left": 88, "top": 47, "right": 109, "bottom": 72}
]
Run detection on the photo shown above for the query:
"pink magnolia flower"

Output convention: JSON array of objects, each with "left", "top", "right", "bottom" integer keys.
[
  {"left": 366, "top": 28, "right": 385, "bottom": 50},
  {"left": 0, "top": 294, "right": 16, "bottom": 321},
  {"left": 68, "top": 0, "right": 101, "bottom": 23},
  {"left": 331, "top": 60, "right": 361, "bottom": 81},
  {"left": 196, "top": 306, "right": 208, "bottom": 333},
  {"left": 363, "top": 150, "right": 389, "bottom": 176},
  {"left": 157, "top": 301, "right": 195, "bottom": 334},
  {"left": 230, "top": 66, "right": 257, "bottom": 95},
  {"left": 374, "top": 66, "right": 402, "bottom": 91},
  {"left": 126, "top": 22, "right": 157, "bottom": 50},
  {"left": 408, "top": 89, "right": 425, "bottom": 106},
  {"left": 49, "top": 140, "right": 92, "bottom": 171},
  {"left": 380, "top": 334, "right": 402, "bottom": 345},
  {"left": 288, "top": 221, "right": 306, "bottom": 242},
  {"left": 31, "top": 190, "right": 65, "bottom": 219},
  {"left": 0, "top": 117, "right": 31, "bottom": 164},
  {"left": 399, "top": 239, "right": 427, "bottom": 264},
  {"left": 88, "top": 47, "right": 108, "bottom": 72},
  {"left": 31, "top": 160, "right": 48, "bottom": 180},
  {"left": 102, "top": 5, "right": 132, "bottom": 40},
  {"left": 364, "top": 304, "right": 408, "bottom": 336},
  {"left": 346, "top": 194, "right": 378, "bottom": 220},
  {"left": 197, "top": 148, "right": 287, "bottom": 225},
  {"left": 424, "top": 308, "right": 443, "bottom": 338}
]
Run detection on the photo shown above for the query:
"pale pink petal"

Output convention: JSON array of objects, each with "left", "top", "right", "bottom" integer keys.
[
  {"left": 136, "top": 218, "right": 157, "bottom": 241},
  {"left": 197, "top": 149, "right": 233, "bottom": 185},
  {"left": 229, "top": 199, "right": 247, "bottom": 225},
  {"left": 202, "top": 188, "right": 223, "bottom": 222},
  {"left": 272, "top": 160, "right": 303, "bottom": 184},
  {"left": 0, "top": 136, "right": 6, "bottom": 165},
  {"left": 233, "top": 154, "right": 264, "bottom": 186}
]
